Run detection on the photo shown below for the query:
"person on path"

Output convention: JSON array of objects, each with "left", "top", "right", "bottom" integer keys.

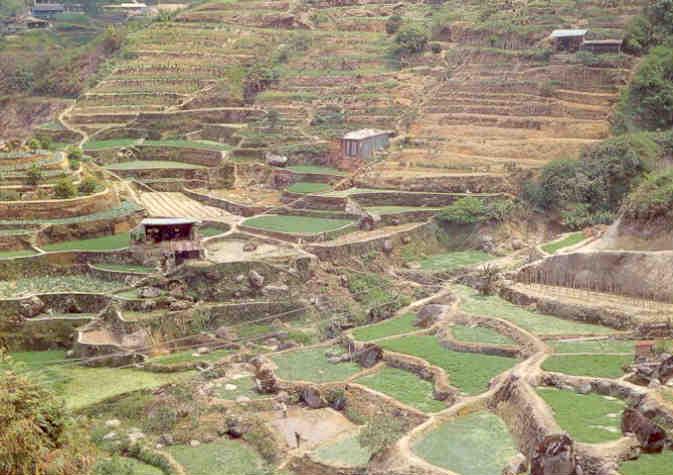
[{"left": 294, "top": 431, "right": 301, "bottom": 449}]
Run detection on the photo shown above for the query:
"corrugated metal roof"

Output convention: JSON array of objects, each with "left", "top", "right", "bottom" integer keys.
[
  {"left": 141, "top": 218, "right": 199, "bottom": 226},
  {"left": 343, "top": 129, "right": 392, "bottom": 140},
  {"left": 550, "top": 29, "right": 588, "bottom": 38}
]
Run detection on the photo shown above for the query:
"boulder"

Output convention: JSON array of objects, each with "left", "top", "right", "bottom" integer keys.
[
  {"left": 19, "top": 296, "right": 45, "bottom": 318},
  {"left": 621, "top": 408, "right": 667, "bottom": 453},
  {"left": 226, "top": 417, "right": 244, "bottom": 438},
  {"left": 169, "top": 299, "right": 193, "bottom": 311},
  {"left": 478, "top": 234, "right": 496, "bottom": 253},
  {"left": 382, "top": 239, "right": 394, "bottom": 253},
  {"left": 355, "top": 343, "right": 383, "bottom": 368},
  {"left": 138, "top": 286, "right": 162, "bottom": 299},
  {"left": 359, "top": 214, "right": 381, "bottom": 231},
  {"left": 255, "top": 363, "right": 279, "bottom": 394},
  {"left": 401, "top": 235, "right": 411, "bottom": 244},
  {"left": 243, "top": 242, "right": 258, "bottom": 252},
  {"left": 416, "top": 304, "right": 445, "bottom": 328},
  {"left": 530, "top": 434, "right": 578, "bottom": 475},
  {"left": 215, "top": 326, "right": 233, "bottom": 340},
  {"left": 302, "top": 386, "right": 327, "bottom": 409},
  {"left": 657, "top": 355, "right": 673, "bottom": 384},
  {"left": 248, "top": 270, "right": 265, "bottom": 289},
  {"left": 159, "top": 433, "right": 174, "bottom": 446},
  {"left": 503, "top": 453, "right": 528, "bottom": 475},
  {"left": 62, "top": 296, "right": 82, "bottom": 313},
  {"left": 265, "top": 152, "right": 288, "bottom": 167}
]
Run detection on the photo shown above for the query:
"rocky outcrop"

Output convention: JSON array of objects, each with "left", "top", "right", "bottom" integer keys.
[
  {"left": 621, "top": 408, "right": 667, "bottom": 453},
  {"left": 530, "top": 434, "right": 579, "bottom": 475}
]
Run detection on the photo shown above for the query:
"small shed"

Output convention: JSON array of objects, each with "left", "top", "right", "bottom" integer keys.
[
  {"left": 31, "top": 3, "right": 65, "bottom": 18},
  {"left": 580, "top": 39, "right": 623, "bottom": 54},
  {"left": 130, "top": 218, "right": 204, "bottom": 267},
  {"left": 550, "top": 29, "right": 588, "bottom": 52},
  {"left": 635, "top": 340, "right": 656, "bottom": 361},
  {"left": 340, "top": 129, "right": 392, "bottom": 160}
]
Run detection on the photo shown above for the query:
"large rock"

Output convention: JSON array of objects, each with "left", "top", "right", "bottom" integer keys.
[
  {"left": 265, "top": 152, "right": 287, "bottom": 167},
  {"left": 355, "top": 343, "right": 383, "bottom": 368},
  {"left": 621, "top": 408, "right": 667, "bottom": 453},
  {"left": 19, "top": 296, "right": 45, "bottom": 318},
  {"left": 302, "top": 386, "right": 327, "bottom": 409},
  {"left": 657, "top": 355, "right": 673, "bottom": 384},
  {"left": 530, "top": 434, "right": 578, "bottom": 475},
  {"left": 138, "top": 286, "right": 162, "bottom": 298},
  {"left": 255, "top": 364, "right": 279, "bottom": 394},
  {"left": 215, "top": 326, "right": 233, "bottom": 340},
  {"left": 248, "top": 270, "right": 265, "bottom": 289},
  {"left": 416, "top": 304, "right": 445, "bottom": 328},
  {"left": 503, "top": 453, "right": 528, "bottom": 475}
]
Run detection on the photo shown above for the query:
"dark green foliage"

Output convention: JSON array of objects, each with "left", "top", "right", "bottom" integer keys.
[
  {"left": 92, "top": 456, "right": 134, "bottom": 475},
  {"left": 243, "top": 65, "right": 279, "bottom": 102},
  {"left": 78, "top": 176, "right": 100, "bottom": 194},
  {"left": 394, "top": 25, "right": 429, "bottom": 56},
  {"left": 385, "top": 15, "right": 403, "bottom": 35},
  {"left": 437, "top": 197, "right": 514, "bottom": 225},
  {"left": 430, "top": 42, "right": 442, "bottom": 54},
  {"left": 54, "top": 177, "right": 77, "bottom": 199},
  {"left": 624, "top": 0, "right": 673, "bottom": 54},
  {"left": 26, "top": 164, "right": 43, "bottom": 186},
  {"left": 623, "top": 167, "right": 673, "bottom": 221}
]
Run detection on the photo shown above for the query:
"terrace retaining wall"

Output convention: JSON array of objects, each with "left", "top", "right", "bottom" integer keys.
[
  {"left": 36, "top": 208, "right": 145, "bottom": 245},
  {"left": 0, "top": 188, "right": 118, "bottom": 220},
  {"left": 136, "top": 145, "right": 225, "bottom": 167},
  {"left": 183, "top": 188, "right": 271, "bottom": 216}
]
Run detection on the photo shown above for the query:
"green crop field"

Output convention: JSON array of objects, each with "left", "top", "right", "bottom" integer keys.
[
  {"left": 105, "top": 160, "right": 206, "bottom": 170},
  {"left": 286, "top": 165, "right": 347, "bottom": 176},
  {"left": 0, "top": 274, "right": 125, "bottom": 298},
  {"left": 0, "top": 249, "right": 38, "bottom": 259},
  {"left": 143, "top": 139, "right": 231, "bottom": 151},
  {"left": 352, "top": 313, "right": 417, "bottom": 341},
  {"left": 456, "top": 285, "right": 614, "bottom": 336},
  {"left": 242, "top": 214, "right": 353, "bottom": 235},
  {"left": 313, "top": 434, "right": 371, "bottom": 467},
  {"left": 167, "top": 439, "right": 263, "bottom": 475},
  {"left": 213, "top": 376, "right": 266, "bottom": 401},
  {"left": 379, "top": 335, "right": 516, "bottom": 395},
  {"left": 271, "top": 346, "right": 361, "bottom": 383},
  {"left": 549, "top": 339, "right": 635, "bottom": 354},
  {"left": 451, "top": 325, "right": 516, "bottom": 346},
  {"left": 416, "top": 251, "right": 493, "bottom": 271},
  {"left": 148, "top": 348, "right": 232, "bottom": 366},
  {"left": 200, "top": 226, "right": 226, "bottom": 237},
  {"left": 286, "top": 182, "right": 333, "bottom": 194},
  {"left": 91, "top": 263, "right": 155, "bottom": 274},
  {"left": 537, "top": 387, "right": 625, "bottom": 444},
  {"left": 620, "top": 451, "right": 673, "bottom": 475},
  {"left": 42, "top": 233, "right": 130, "bottom": 251},
  {"left": 83, "top": 138, "right": 140, "bottom": 150},
  {"left": 92, "top": 457, "right": 163, "bottom": 475},
  {"left": 542, "top": 232, "right": 586, "bottom": 254},
  {"left": 413, "top": 412, "right": 517, "bottom": 475},
  {"left": 542, "top": 354, "right": 631, "bottom": 379},
  {"left": 365, "top": 206, "right": 440, "bottom": 215},
  {"left": 356, "top": 366, "right": 445, "bottom": 413}
]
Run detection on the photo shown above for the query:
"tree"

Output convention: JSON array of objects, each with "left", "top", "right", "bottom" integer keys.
[
  {"left": 394, "top": 25, "right": 429, "bottom": 56},
  {"left": 26, "top": 164, "right": 43, "bottom": 186},
  {"left": 0, "top": 352, "right": 93, "bottom": 475},
  {"left": 78, "top": 176, "right": 99, "bottom": 195},
  {"left": 54, "top": 178, "right": 77, "bottom": 199}
]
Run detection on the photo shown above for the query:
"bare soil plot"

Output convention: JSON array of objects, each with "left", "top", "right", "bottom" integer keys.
[
  {"left": 265, "top": 406, "right": 359, "bottom": 450},
  {"left": 206, "top": 238, "right": 299, "bottom": 263}
]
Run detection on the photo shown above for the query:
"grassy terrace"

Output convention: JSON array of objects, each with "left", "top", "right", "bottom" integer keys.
[
  {"left": 537, "top": 387, "right": 625, "bottom": 444},
  {"left": 0, "top": 202, "right": 142, "bottom": 226},
  {"left": 42, "top": 232, "right": 130, "bottom": 251},
  {"left": 167, "top": 439, "right": 263, "bottom": 475},
  {"left": 213, "top": 377, "right": 266, "bottom": 401},
  {"left": 417, "top": 251, "right": 493, "bottom": 271},
  {"left": 456, "top": 285, "right": 615, "bottom": 336},
  {"left": 242, "top": 214, "right": 353, "bottom": 235},
  {"left": 313, "top": 434, "right": 371, "bottom": 468},
  {"left": 451, "top": 325, "right": 516, "bottom": 346},
  {"left": 0, "top": 275, "right": 125, "bottom": 298},
  {"left": 91, "top": 263, "right": 155, "bottom": 274},
  {"left": 286, "top": 165, "right": 347, "bottom": 176},
  {"left": 549, "top": 338, "right": 635, "bottom": 354},
  {"left": 83, "top": 138, "right": 139, "bottom": 150},
  {"left": 148, "top": 348, "right": 231, "bottom": 366},
  {"left": 105, "top": 160, "right": 206, "bottom": 170},
  {"left": 200, "top": 226, "right": 227, "bottom": 237},
  {"left": 10, "top": 350, "right": 190, "bottom": 409},
  {"left": 84, "top": 138, "right": 231, "bottom": 152},
  {"left": 355, "top": 366, "right": 445, "bottom": 413},
  {"left": 366, "top": 206, "right": 440, "bottom": 215},
  {"left": 379, "top": 335, "right": 516, "bottom": 395},
  {"left": 542, "top": 232, "right": 586, "bottom": 254},
  {"left": 620, "top": 451, "right": 673, "bottom": 475},
  {"left": 352, "top": 313, "right": 417, "bottom": 342},
  {"left": 542, "top": 354, "right": 631, "bottom": 379},
  {"left": 286, "top": 182, "right": 333, "bottom": 194},
  {"left": 271, "top": 346, "right": 361, "bottom": 383},
  {"left": 93, "top": 457, "right": 162, "bottom": 475},
  {"left": 413, "top": 412, "right": 517, "bottom": 475}
]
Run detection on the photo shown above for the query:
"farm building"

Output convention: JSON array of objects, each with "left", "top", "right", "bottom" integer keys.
[
  {"left": 550, "top": 29, "right": 587, "bottom": 52},
  {"left": 340, "top": 129, "right": 393, "bottom": 160},
  {"left": 31, "top": 3, "right": 65, "bottom": 18},
  {"left": 130, "top": 218, "right": 204, "bottom": 267},
  {"left": 580, "top": 39, "right": 623, "bottom": 54},
  {"left": 102, "top": 2, "right": 149, "bottom": 16}
]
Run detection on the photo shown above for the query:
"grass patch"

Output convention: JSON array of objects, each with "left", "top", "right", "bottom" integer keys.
[
  {"left": 456, "top": 285, "right": 614, "bottom": 336},
  {"left": 83, "top": 138, "right": 139, "bottom": 150},
  {"left": 285, "top": 182, "right": 333, "bottom": 194},
  {"left": 366, "top": 206, "right": 440, "bottom": 215},
  {"left": 242, "top": 214, "right": 353, "bottom": 235},
  {"left": 542, "top": 232, "right": 586, "bottom": 254},
  {"left": 416, "top": 251, "right": 493, "bottom": 271},
  {"left": 105, "top": 160, "right": 205, "bottom": 170},
  {"left": 620, "top": 451, "right": 673, "bottom": 475},
  {"left": 313, "top": 434, "right": 371, "bottom": 467},
  {"left": 412, "top": 411, "right": 517, "bottom": 475},
  {"left": 91, "top": 263, "right": 155, "bottom": 274},
  {"left": 451, "top": 325, "right": 515, "bottom": 346},
  {"left": 42, "top": 233, "right": 130, "bottom": 251},
  {"left": 148, "top": 348, "right": 232, "bottom": 366},
  {"left": 352, "top": 313, "right": 417, "bottom": 342},
  {"left": 379, "top": 335, "right": 516, "bottom": 395},
  {"left": 549, "top": 339, "right": 635, "bottom": 354},
  {"left": 271, "top": 346, "right": 361, "bottom": 383},
  {"left": 537, "top": 387, "right": 625, "bottom": 444},
  {"left": 200, "top": 226, "right": 226, "bottom": 237},
  {"left": 213, "top": 377, "right": 266, "bottom": 401},
  {"left": 0, "top": 249, "right": 38, "bottom": 259},
  {"left": 167, "top": 439, "right": 263, "bottom": 475},
  {"left": 143, "top": 139, "right": 231, "bottom": 151},
  {"left": 542, "top": 354, "right": 631, "bottom": 379},
  {"left": 286, "top": 165, "right": 347, "bottom": 176},
  {"left": 92, "top": 457, "right": 163, "bottom": 475},
  {"left": 355, "top": 366, "right": 445, "bottom": 413}
]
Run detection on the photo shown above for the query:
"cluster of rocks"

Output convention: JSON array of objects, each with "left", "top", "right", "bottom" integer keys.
[
  {"left": 530, "top": 434, "right": 582, "bottom": 475},
  {"left": 328, "top": 343, "right": 382, "bottom": 368},
  {"left": 627, "top": 353, "right": 673, "bottom": 387}
]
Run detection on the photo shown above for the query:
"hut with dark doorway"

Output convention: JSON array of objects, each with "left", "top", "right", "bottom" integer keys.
[
  {"left": 130, "top": 218, "right": 204, "bottom": 269},
  {"left": 550, "top": 29, "right": 587, "bottom": 52}
]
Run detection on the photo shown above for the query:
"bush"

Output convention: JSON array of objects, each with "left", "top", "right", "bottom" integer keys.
[
  {"left": 430, "top": 42, "right": 442, "bottom": 54},
  {"left": 26, "top": 138, "right": 41, "bottom": 151},
  {"left": 26, "top": 164, "right": 43, "bottom": 186},
  {"left": 92, "top": 456, "right": 133, "bottom": 475},
  {"left": 54, "top": 178, "right": 77, "bottom": 199},
  {"left": 67, "top": 146, "right": 83, "bottom": 162},
  {"left": 385, "top": 15, "right": 403, "bottom": 35},
  {"left": 623, "top": 167, "right": 673, "bottom": 221},
  {"left": 358, "top": 414, "right": 404, "bottom": 460},
  {"left": 394, "top": 25, "right": 429, "bottom": 56},
  {"left": 437, "top": 197, "right": 515, "bottom": 225},
  {"left": 78, "top": 177, "right": 99, "bottom": 195}
]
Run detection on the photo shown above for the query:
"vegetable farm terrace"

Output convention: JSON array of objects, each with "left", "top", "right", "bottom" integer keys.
[{"left": 3, "top": 1, "right": 673, "bottom": 475}]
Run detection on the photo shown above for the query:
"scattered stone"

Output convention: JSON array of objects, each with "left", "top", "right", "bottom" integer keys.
[
  {"left": 235, "top": 274, "right": 245, "bottom": 283},
  {"left": 262, "top": 284, "right": 289, "bottom": 298},
  {"left": 621, "top": 408, "right": 667, "bottom": 453},
  {"left": 138, "top": 286, "right": 162, "bottom": 299},
  {"left": 478, "top": 234, "right": 496, "bottom": 253},
  {"left": 530, "top": 434, "right": 577, "bottom": 475},
  {"left": 503, "top": 453, "right": 528, "bottom": 475},
  {"left": 169, "top": 299, "right": 193, "bottom": 311},
  {"left": 215, "top": 326, "right": 233, "bottom": 340},
  {"left": 265, "top": 152, "right": 288, "bottom": 167},
  {"left": 224, "top": 383, "right": 237, "bottom": 391},
  {"left": 302, "top": 386, "right": 327, "bottom": 409},
  {"left": 105, "top": 419, "right": 121, "bottom": 428},
  {"left": 190, "top": 440, "right": 200, "bottom": 448},
  {"left": 196, "top": 347, "right": 211, "bottom": 355},
  {"left": 577, "top": 384, "right": 592, "bottom": 395},
  {"left": 382, "top": 239, "right": 394, "bottom": 253},
  {"left": 416, "top": 304, "right": 445, "bottom": 328},
  {"left": 127, "top": 431, "right": 145, "bottom": 443},
  {"left": 19, "top": 296, "right": 45, "bottom": 318},
  {"left": 243, "top": 242, "right": 258, "bottom": 252},
  {"left": 248, "top": 270, "right": 265, "bottom": 289},
  {"left": 511, "top": 238, "right": 525, "bottom": 250},
  {"left": 401, "top": 235, "right": 411, "bottom": 244},
  {"left": 159, "top": 433, "right": 174, "bottom": 446}
]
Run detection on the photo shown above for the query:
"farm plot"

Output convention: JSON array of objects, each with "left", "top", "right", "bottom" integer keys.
[
  {"left": 542, "top": 354, "right": 631, "bottom": 379},
  {"left": 242, "top": 215, "right": 354, "bottom": 236},
  {"left": 355, "top": 366, "right": 445, "bottom": 413},
  {"left": 620, "top": 451, "right": 673, "bottom": 475},
  {"left": 365, "top": 206, "right": 441, "bottom": 215},
  {"left": 451, "top": 324, "right": 516, "bottom": 346},
  {"left": 455, "top": 285, "right": 615, "bottom": 336},
  {"left": 286, "top": 182, "right": 333, "bottom": 194},
  {"left": 286, "top": 165, "right": 347, "bottom": 176},
  {"left": 105, "top": 160, "right": 206, "bottom": 170},
  {"left": 148, "top": 348, "right": 232, "bottom": 366},
  {"left": 378, "top": 335, "right": 516, "bottom": 395},
  {"left": 549, "top": 338, "right": 635, "bottom": 355},
  {"left": 0, "top": 249, "right": 39, "bottom": 259},
  {"left": 91, "top": 458, "right": 162, "bottom": 475},
  {"left": 542, "top": 232, "right": 587, "bottom": 254},
  {"left": 167, "top": 439, "right": 264, "bottom": 475},
  {"left": 415, "top": 251, "right": 494, "bottom": 272},
  {"left": 91, "top": 263, "right": 155, "bottom": 274},
  {"left": 271, "top": 346, "right": 361, "bottom": 383},
  {"left": 139, "top": 192, "right": 229, "bottom": 220},
  {"left": 0, "top": 275, "right": 126, "bottom": 298},
  {"left": 312, "top": 434, "right": 371, "bottom": 468},
  {"left": 352, "top": 313, "right": 417, "bottom": 342},
  {"left": 537, "top": 387, "right": 625, "bottom": 444},
  {"left": 42, "top": 233, "right": 130, "bottom": 252},
  {"left": 413, "top": 411, "right": 518, "bottom": 475}
]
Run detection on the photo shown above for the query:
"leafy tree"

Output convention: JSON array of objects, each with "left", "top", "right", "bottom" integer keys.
[
  {"left": 78, "top": 176, "right": 99, "bottom": 194},
  {"left": 54, "top": 178, "right": 77, "bottom": 199},
  {"left": 394, "top": 25, "right": 429, "bottom": 56}
]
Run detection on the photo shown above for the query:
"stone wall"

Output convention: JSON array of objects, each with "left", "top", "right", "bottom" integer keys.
[
  {"left": 281, "top": 192, "right": 347, "bottom": 211},
  {"left": 136, "top": 145, "right": 224, "bottom": 167},
  {"left": 353, "top": 191, "right": 500, "bottom": 208},
  {"left": 516, "top": 251, "right": 673, "bottom": 303},
  {"left": 36, "top": 209, "right": 145, "bottom": 245},
  {"left": 0, "top": 188, "right": 118, "bottom": 220},
  {"left": 238, "top": 222, "right": 358, "bottom": 244},
  {"left": 183, "top": 188, "right": 271, "bottom": 216}
]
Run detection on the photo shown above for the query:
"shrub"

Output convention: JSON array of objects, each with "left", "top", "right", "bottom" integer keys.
[
  {"left": 78, "top": 177, "right": 99, "bottom": 195},
  {"left": 430, "top": 42, "right": 442, "bottom": 54},
  {"left": 67, "top": 146, "right": 83, "bottom": 162},
  {"left": 623, "top": 167, "right": 673, "bottom": 221},
  {"left": 385, "top": 15, "right": 403, "bottom": 35},
  {"left": 358, "top": 414, "right": 404, "bottom": 461},
  {"left": 394, "top": 25, "right": 429, "bottom": 56},
  {"left": 26, "top": 138, "right": 41, "bottom": 151},
  {"left": 437, "top": 197, "right": 515, "bottom": 225},
  {"left": 25, "top": 164, "right": 43, "bottom": 186},
  {"left": 54, "top": 178, "right": 77, "bottom": 199},
  {"left": 92, "top": 456, "right": 133, "bottom": 475}
]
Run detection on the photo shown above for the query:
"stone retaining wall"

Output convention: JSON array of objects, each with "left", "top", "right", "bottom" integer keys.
[
  {"left": 3, "top": 315, "right": 94, "bottom": 351},
  {"left": 36, "top": 209, "right": 145, "bottom": 245},
  {"left": 136, "top": 145, "right": 224, "bottom": 167},
  {"left": 238, "top": 222, "right": 358, "bottom": 244},
  {"left": 286, "top": 455, "right": 366, "bottom": 475},
  {"left": 382, "top": 350, "right": 457, "bottom": 404},
  {"left": 183, "top": 188, "right": 270, "bottom": 216},
  {"left": 353, "top": 191, "right": 499, "bottom": 208},
  {"left": 281, "top": 192, "right": 347, "bottom": 211},
  {"left": 0, "top": 188, "right": 117, "bottom": 220}
]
